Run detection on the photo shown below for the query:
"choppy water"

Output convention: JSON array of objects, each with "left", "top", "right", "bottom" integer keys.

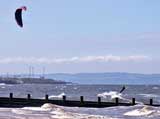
[{"left": 0, "top": 84, "right": 160, "bottom": 118}]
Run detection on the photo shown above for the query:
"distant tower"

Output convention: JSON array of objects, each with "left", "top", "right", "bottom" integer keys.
[
  {"left": 29, "top": 66, "right": 31, "bottom": 78},
  {"left": 31, "top": 66, "right": 34, "bottom": 78},
  {"left": 29, "top": 66, "right": 34, "bottom": 78},
  {"left": 6, "top": 72, "right": 9, "bottom": 78},
  {"left": 42, "top": 67, "right": 45, "bottom": 79}
]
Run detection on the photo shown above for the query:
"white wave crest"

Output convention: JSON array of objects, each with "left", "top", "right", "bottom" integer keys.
[
  {"left": 0, "top": 83, "right": 6, "bottom": 86},
  {"left": 48, "top": 93, "right": 66, "bottom": 99},
  {"left": 15, "top": 103, "right": 115, "bottom": 119},
  {"left": 153, "top": 87, "right": 159, "bottom": 90},
  {"left": 139, "top": 94, "right": 159, "bottom": 98},
  {"left": 97, "top": 91, "right": 123, "bottom": 99},
  {"left": 124, "top": 106, "right": 156, "bottom": 116},
  {"left": 1, "top": 103, "right": 160, "bottom": 119}
]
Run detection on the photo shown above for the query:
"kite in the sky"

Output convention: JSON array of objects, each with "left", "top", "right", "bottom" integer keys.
[{"left": 15, "top": 6, "right": 27, "bottom": 27}]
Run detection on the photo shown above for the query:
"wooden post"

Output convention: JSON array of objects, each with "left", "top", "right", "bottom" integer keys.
[
  {"left": 45, "top": 94, "right": 48, "bottom": 101},
  {"left": 63, "top": 95, "right": 66, "bottom": 102},
  {"left": 150, "top": 99, "right": 153, "bottom": 105},
  {"left": 10, "top": 93, "right": 13, "bottom": 100},
  {"left": 132, "top": 98, "right": 135, "bottom": 105},
  {"left": 27, "top": 94, "right": 31, "bottom": 100},
  {"left": 98, "top": 97, "right": 101, "bottom": 105},
  {"left": 9, "top": 93, "right": 13, "bottom": 105},
  {"left": 115, "top": 98, "right": 119, "bottom": 105},
  {"left": 80, "top": 96, "right": 84, "bottom": 103}
]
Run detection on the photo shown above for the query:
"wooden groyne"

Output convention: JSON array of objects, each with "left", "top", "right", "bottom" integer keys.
[{"left": 0, "top": 93, "right": 158, "bottom": 108}]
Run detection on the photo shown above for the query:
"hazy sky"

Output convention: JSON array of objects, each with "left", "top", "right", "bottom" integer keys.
[{"left": 0, "top": 0, "right": 160, "bottom": 74}]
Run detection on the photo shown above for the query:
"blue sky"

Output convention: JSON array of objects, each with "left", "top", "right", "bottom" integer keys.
[{"left": 0, "top": 0, "right": 160, "bottom": 74}]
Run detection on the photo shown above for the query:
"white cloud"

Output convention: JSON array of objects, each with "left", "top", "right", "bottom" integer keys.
[{"left": 0, "top": 55, "right": 151, "bottom": 64}]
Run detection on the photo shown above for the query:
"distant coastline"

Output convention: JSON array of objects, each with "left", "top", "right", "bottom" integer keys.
[
  {"left": 45, "top": 72, "right": 160, "bottom": 85},
  {"left": 1, "top": 72, "right": 160, "bottom": 85},
  {"left": 0, "top": 77, "right": 69, "bottom": 84}
]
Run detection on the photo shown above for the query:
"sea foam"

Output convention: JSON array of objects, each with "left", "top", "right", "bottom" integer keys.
[
  {"left": 97, "top": 91, "right": 123, "bottom": 99},
  {"left": 48, "top": 93, "right": 66, "bottom": 99},
  {"left": 124, "top": 105, "right": 156, "bottom": 116}
]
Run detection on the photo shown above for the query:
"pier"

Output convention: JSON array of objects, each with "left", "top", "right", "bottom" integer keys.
[{"left": 0, "top": 93, "right": 158, "bottom": 108}]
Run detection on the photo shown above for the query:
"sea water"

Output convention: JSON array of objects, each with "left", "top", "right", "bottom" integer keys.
[{"left": 0, "top": 84, "right": 159, "bottom": 118}]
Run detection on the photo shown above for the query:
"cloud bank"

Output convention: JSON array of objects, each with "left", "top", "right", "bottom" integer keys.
[{"left": 0, "top": 55, "right": 151, "bottom": 64}]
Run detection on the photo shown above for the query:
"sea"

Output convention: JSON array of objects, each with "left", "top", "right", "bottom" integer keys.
[{"left": 0, "top": 84, "right": 159, "bottom": 119}]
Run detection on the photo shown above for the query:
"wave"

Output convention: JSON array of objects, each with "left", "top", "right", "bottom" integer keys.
[
  {"left": 153, "top": 87, "right": 159, "bottom": 90},
  {"left": 1, "top": 103, "right": 160, "bottom": 119},
  {"left": 48, "top": 93, "right": 66, "bottom": 99},
  {"left": 0, "top": 83, "right": 6, "bottom": 86},
  {"left": 12, "top": 103, "right": 116, "bottom": 119},
  {"left": 41, "top": 103, "right": 116, "bottom": 119},
  {"left": 139, "top": 94, "right": 159, "bottom": 98},
  {"left": 124, "top": 105, "right": 157, "bottom": 117},
  {"left": 97, "top": 91, "right": 123, "bottom": 99}
]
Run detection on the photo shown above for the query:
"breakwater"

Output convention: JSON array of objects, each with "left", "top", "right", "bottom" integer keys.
[{"left": 0, "top": 93, "right": 158, "bottom": 108}]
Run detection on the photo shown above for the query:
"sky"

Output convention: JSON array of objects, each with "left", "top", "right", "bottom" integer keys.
[{"left": 0, "top": 0, "right": 160, "bottom": 74}]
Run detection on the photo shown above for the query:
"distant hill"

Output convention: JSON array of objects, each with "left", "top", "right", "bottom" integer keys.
[
  {"left": 45, "top": 72, "right": 160, "bottom": 85},
  {"left": 0, "top": 77, "right": 68, "bottom": 84}
]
